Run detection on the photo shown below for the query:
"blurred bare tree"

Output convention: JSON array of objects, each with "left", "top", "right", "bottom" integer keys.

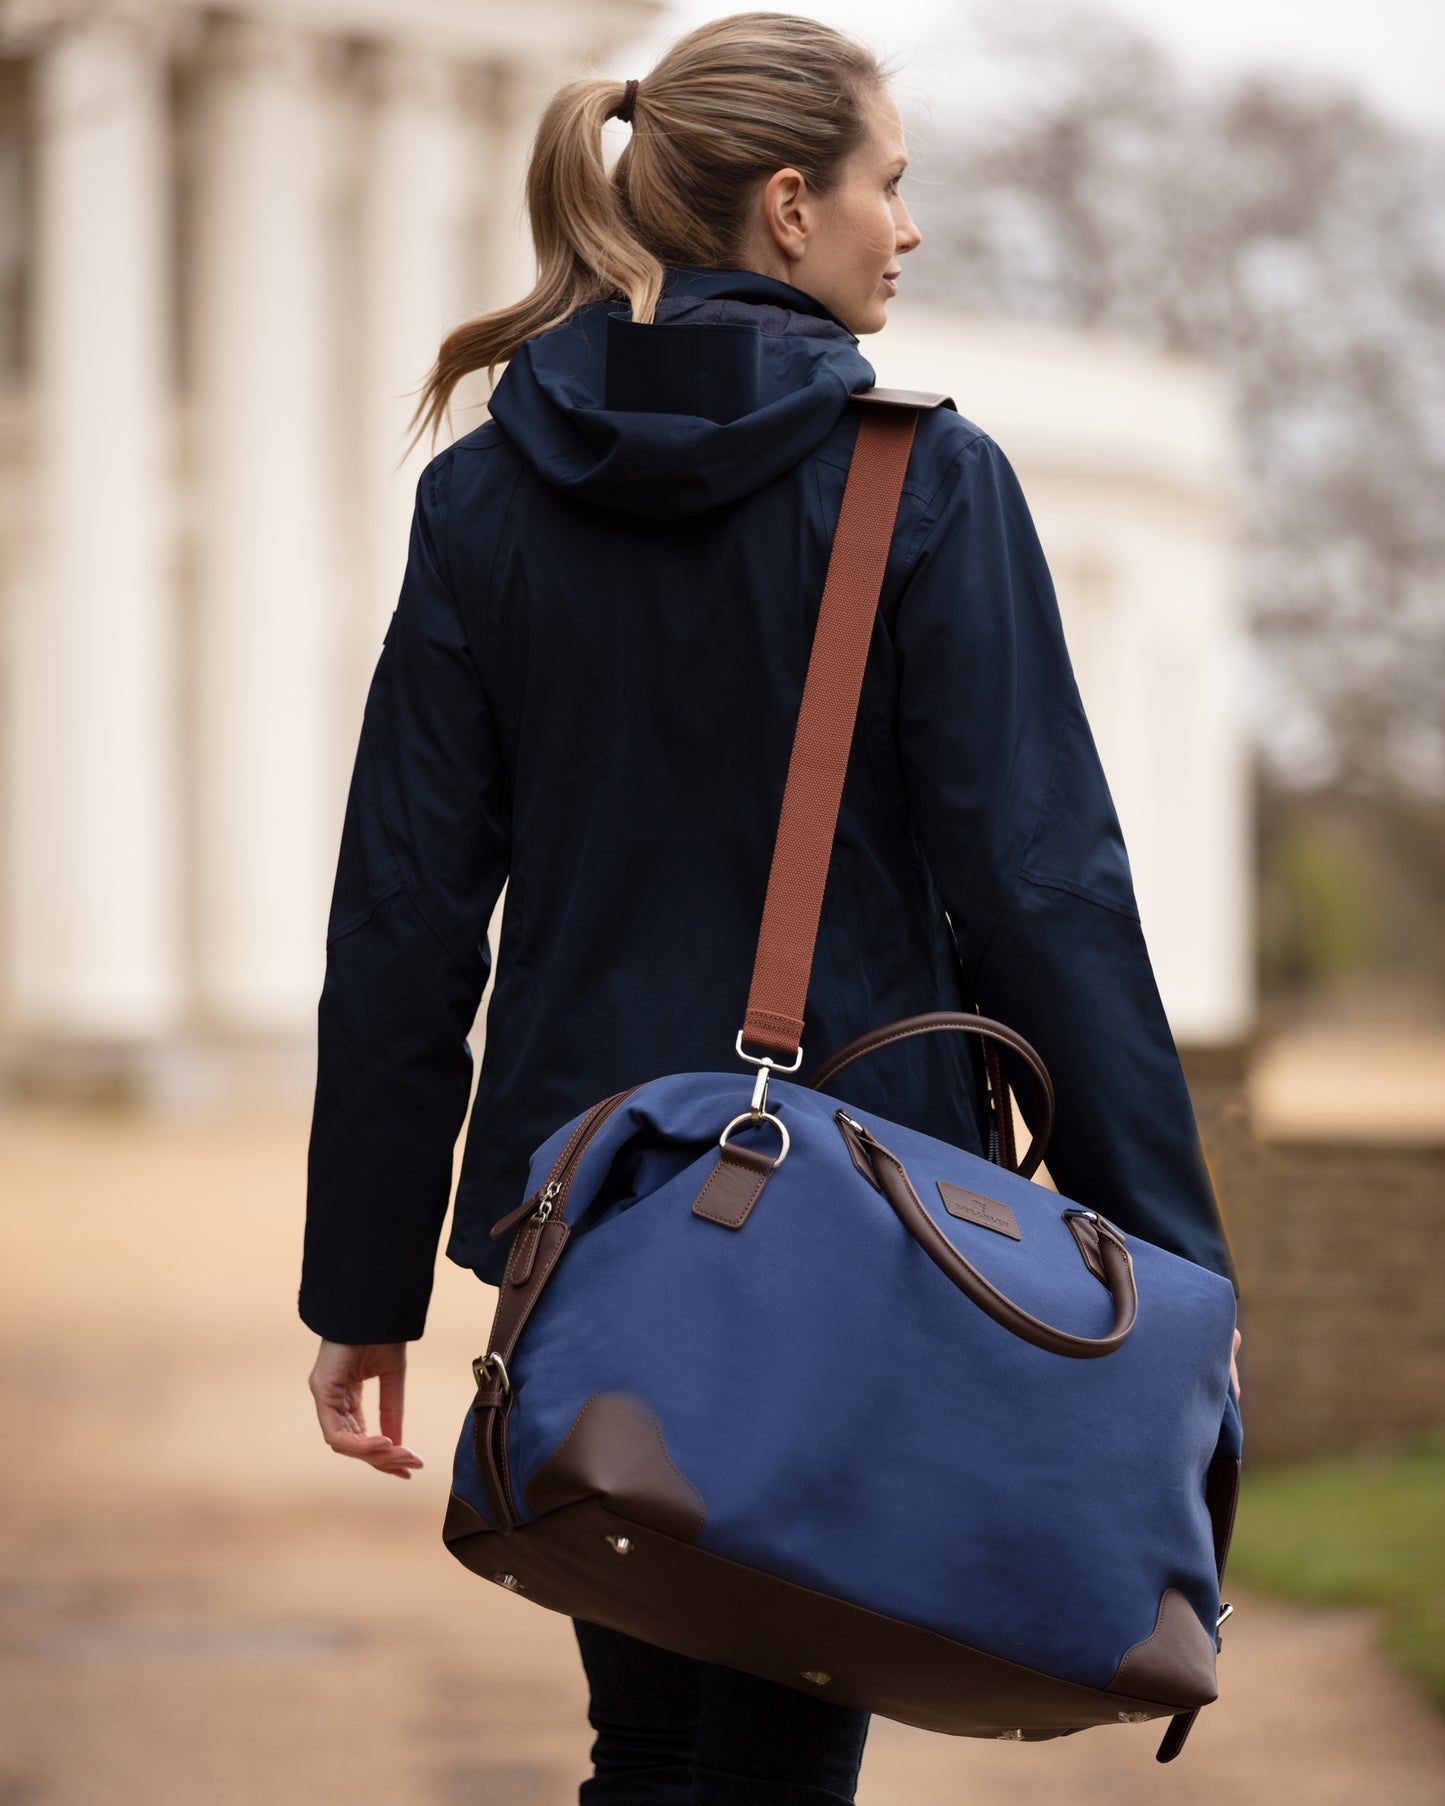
[{"left": 910, "top": 0, "right": 1445, "bottom": 807}]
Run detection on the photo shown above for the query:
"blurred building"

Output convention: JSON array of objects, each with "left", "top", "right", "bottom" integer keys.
[
  {"left": 880, "top": 308, "right": 1254, "bottom": 1050},
  {"left": 0, "top": 0, "right": 1253, "bottom": 1107}
]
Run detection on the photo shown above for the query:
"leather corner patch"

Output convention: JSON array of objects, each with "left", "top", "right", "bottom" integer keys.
[
  {"left": 523, "top": 1390, "right": 706, "bottom": 1543},
  {"left": 936, "top": 1181, "right": 1021, "bottom": 1241},
  {"left": 1107, "top": 1587, "right": 1218, "bottom": 1709}
]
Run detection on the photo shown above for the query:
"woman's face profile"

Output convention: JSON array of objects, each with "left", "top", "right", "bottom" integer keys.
[{"left": 744, "top": 85, "right": 922, "bottom": 336}]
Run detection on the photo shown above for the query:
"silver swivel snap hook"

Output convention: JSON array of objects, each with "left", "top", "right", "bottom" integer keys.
[{"left": 723, "top": 1030, "right": 802, "bottom": 1167}]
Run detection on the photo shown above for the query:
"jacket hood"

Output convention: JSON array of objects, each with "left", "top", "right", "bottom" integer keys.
[{"left": 484, "top": 266, "right": 878, "bottom": 519}]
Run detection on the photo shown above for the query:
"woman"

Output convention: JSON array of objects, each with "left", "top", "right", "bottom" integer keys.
[{"left": 301, "top": 12, "right": 1242, "bottom": 1802}]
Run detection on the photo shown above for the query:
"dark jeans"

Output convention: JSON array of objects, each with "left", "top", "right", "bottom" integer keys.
[{"left": 571, "top": 1617, "right": 871, "bottom": 1805}]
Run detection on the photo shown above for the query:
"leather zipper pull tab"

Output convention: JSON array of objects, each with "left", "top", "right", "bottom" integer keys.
[
  {"left": 509, "top": 1218, "right": 540, "bottom": 1286},
  {"left": 492, "top": 1177, "right": 561, "bottom": 1241},
  {"left": 507, "top": 1192, "right": 555, "bottom": 1287},
  {"left": 491, "top": 1190, "right": 541, "bottom": 1240}
]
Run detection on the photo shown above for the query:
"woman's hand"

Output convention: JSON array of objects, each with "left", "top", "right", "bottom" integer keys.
[
  {"left": 308, "top": 1339, "right": 424, "bottom": 1479},
  {"left": 1230, "top": 1326, "right": 1242, "bottom": 1405}
]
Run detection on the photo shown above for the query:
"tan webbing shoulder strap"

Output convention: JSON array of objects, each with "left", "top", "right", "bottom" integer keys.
[{"left": 738, "top": 392, "right": 948, "bottom": 1062}]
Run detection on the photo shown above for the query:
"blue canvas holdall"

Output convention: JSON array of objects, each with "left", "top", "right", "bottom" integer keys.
[{"left": 443, "top": 390, "right": 1243, "bottom": 1764}]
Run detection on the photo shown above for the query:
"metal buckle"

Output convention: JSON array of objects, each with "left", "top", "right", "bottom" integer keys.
[
  {"left": 734, "top": 1031, "right": 802, "bottom": 1121},
  {"left": 734, "top": 1030, "right": 803, "bottom": 1074},
  {"left": 472, "top": 1351, "right": 510, "bottom": 1394}
]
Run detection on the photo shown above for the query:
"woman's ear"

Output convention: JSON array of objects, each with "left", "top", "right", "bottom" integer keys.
[{"left": 758, "top": 166, "right": 810, "bottom": 263}]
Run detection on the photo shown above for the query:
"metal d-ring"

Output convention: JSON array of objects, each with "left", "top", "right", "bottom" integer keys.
[{"left": 719, "top": 1107, "right": 790, "bottom": 1167}]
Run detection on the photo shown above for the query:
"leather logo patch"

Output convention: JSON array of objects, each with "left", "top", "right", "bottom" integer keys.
[{"left": 936, "top": 1181, "right": 1021, "bottom": 1241}]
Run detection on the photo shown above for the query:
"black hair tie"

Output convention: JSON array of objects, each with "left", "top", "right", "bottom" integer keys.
[{"left": 616, "top": 78, "right": 639, "bottom": 125}]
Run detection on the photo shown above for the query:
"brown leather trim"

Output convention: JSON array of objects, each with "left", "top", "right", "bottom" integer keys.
[
  {"left": 1065, "top": 1211, "right": 1108, "bottom": 1286},
  {"left": 835, "top": 1112, "right": 1137, "bottom": 1359},
  {"left": 1107, "top": 1589, "right": 1219, "bottom": 1709},
  {"left": 690, "top": 1142, "right": 775, "bottom": 1229},
  {"left": 937, "top": 1180, "right": 1021, "bottom": 1241},
  {"left": 474, "top": 1221, "right": 571, "bottom": 1529},
  {"left": 443, "top": 1488, "right": 491, "bottom": 1543},
  {"left": 809, "top": 1012, "right": 1054, "bottom": 1179},
  {"left": 1205, "top": 1454, "right": 1242, "bottom": 1582},
  {"left": 740, "top": 405, "right": 920, "bottom": 1058},
  {"left": 489, "top": 1085, "right": 643, "bottom": 1241},
  {"left": 505, "top": 1211, "right": 546, "bottom": 1286},
  {"left": 854, "top": 386, "right": 955, "bottom": 409},
  {"left": 523, "top": 1391, "right": 707, "bottom": 1542},
  {"left": 1155, "top": 1707, "right": 1199, "bottom": 1763},
  {"left": 442, "top": 1492, "right": 1197, "bottom": 1737},
  {"left": 468, "top": 1085, "right": 648, "bottom": 1532},
  {"left": 1156, "top": 1453, "right": 1242, "bottom": 1760},
  {"left": 472, "top": 1392, "right": 515, "bottom": 1533},
  {"left": 487, "top": 1222, "right": 572, "bottom": 1394}
]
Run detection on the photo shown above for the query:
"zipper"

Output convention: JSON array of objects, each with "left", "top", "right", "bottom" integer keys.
[
  {"left": 482, "top": 1082, "right": 647, "bottom": 1527},
  {"left": 488, "top": 1087, "right": 636, "bottom": 1243},
  {"left": 489, "top": 1083, "right": 646, "bottom": 1250}
]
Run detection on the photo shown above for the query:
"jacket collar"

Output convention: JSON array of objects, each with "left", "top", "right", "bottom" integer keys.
[{"left": 657, "top": 266, "right": 858, "bottom": 339}]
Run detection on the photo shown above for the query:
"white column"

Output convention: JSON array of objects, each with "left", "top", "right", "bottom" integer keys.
[
  {"left": 355, "top": 44, "right": 475, "bottom": 665},
  {"left": 190, "top": 17, "right": 344, "bottom": 1032},
  {"left": 471, "top": 59, "right": 553, "bottom": 320},
  {"left": 7, "top": 5, "right": 181, "bottom": 1043}
]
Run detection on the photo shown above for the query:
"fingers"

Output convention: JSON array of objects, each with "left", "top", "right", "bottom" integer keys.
[
  {"left": 317, "top": 1400, "right": 423, "bottom": 1476},
  {"left": 309, "top": 1339, "right": 424, "bottom": 1479},
  {"left": 378, "top": 1359, "right": 407, "bottom": 1449},
  {"left": 326, "top": 1424, "right": 424, "bottom": 1478}
]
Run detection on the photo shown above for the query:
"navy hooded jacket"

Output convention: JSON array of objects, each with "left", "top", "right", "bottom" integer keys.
[{"left": 299, "top": 264, "right": 1239, "bottom": 1345}]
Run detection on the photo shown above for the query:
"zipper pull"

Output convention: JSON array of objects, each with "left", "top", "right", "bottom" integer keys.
[
  {"left": 491, "top": 1177, "right": 560, "bottom": 1241},
  {"left": 507, "top": 1187, "right": 558, "bottom": 1286}
]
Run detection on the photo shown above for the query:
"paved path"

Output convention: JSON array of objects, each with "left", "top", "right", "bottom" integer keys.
[{"left": 2, "top": 1106, "right": 1442, "bottom": 1804}]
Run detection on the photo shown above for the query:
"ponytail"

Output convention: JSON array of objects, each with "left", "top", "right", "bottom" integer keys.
[{"left": 402, "top": 12, "right": 894, "bottom": 462}]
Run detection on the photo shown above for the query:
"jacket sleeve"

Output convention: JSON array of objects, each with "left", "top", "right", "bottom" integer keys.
[
  {"left": 299, "top": 449, "right": 511, "bottom": 1343},
  {"left": 893, "top": 430, "right": 1239, "bottom": 1293}
]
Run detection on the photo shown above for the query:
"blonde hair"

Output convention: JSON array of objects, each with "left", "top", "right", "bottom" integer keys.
[{"left": 402, "top": 11, "right": 896, "bottom": 462}]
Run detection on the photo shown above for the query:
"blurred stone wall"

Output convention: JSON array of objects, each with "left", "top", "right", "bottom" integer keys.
[{"left": 1185, "top": 1048, "right": 1445, "bottom": 1465}]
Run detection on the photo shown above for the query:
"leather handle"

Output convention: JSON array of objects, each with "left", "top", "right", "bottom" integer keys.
[
  {"left": 806, "top": 1011, "right": 1055, "bottom": 1180},
  {"left": 836, "top": 1113, "right": 1137, "bottom": 1359}
]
